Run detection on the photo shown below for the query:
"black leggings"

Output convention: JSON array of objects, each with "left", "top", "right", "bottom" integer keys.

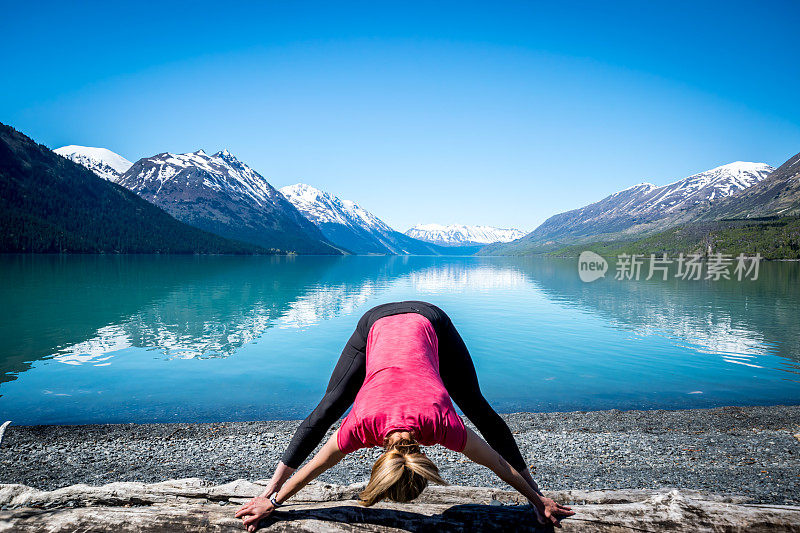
[{"left": 281, "top": 300, "right": 528, "bottom": 473}]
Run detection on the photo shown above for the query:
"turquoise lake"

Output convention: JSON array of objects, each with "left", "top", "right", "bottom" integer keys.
[{"left": 0, "top": 254, "right": 798, "bottom": 425}]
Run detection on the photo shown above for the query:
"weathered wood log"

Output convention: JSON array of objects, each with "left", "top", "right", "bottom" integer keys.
[{"left": 1, "top": 478, "right": 799, "bottom": 532}]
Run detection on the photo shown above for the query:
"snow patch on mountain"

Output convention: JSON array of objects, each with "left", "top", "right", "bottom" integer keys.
[
  {"left": 610, "top": 183, "right": 658, "bottom": 197},
  {"left": 54, "top": 145, "right": 133, "bottom": 181},
  {"left": 405, "top": 224, "right": 526, "bottom": 246}
]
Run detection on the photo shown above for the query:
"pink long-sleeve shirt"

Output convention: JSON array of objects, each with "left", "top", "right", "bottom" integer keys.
[{"left": 336, "top": 312, "right": 467, "bottom": 453}]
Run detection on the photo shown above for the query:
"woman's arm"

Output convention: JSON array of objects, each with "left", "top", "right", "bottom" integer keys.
[
  {"left": 256, "top": 462, "right": 296, "bottom": 500},
  {"left": 235, "top": 431, "right": 346, "bottom": 532},
  {"left": 274, "top": 431, "right": 346, "bottom": 503},
  {"left": 461, "top": 428, "right": 574, "bottom": 528}
]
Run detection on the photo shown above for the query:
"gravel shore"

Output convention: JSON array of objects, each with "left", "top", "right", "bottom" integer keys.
[{"left": 1, "top": 405, "right": 798, "bottom": 504}]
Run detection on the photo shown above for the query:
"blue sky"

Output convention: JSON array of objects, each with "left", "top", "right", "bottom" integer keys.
[{"left": 2, "top": 1, "right": 799, "bottom": 231}]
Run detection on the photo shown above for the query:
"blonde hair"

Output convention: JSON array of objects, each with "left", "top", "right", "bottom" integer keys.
[{"left": 358, "top": 436, "right": 447, "bottom": 506}]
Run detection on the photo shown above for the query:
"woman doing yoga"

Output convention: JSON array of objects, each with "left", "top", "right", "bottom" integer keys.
[{"left": 236, "top": 301, "right": 574, "bottom": 530}]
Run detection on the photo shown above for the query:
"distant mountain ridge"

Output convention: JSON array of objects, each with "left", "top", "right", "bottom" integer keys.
[
  {"left": 54, "top": 145, "right": 132, "bottom": 181},
  {"left": 481, "top": 161, "right": 774, "bottom": 254},
  {"left": 405, "top": 224, "right": 526, "bottom": 246},
  {"left": 279, "top": 183, "right": 473, "bottom": 254},
  {"left": 548, "top": 151, "right": 800, "bottom": 260},
  {"left": 117, "top": 150, "right": 341, "bottom": 254},
  {"left": 0, "top": 123, "right": 264, "bottom": 254}
]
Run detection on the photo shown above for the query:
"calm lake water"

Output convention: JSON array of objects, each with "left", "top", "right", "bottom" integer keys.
[{"left": 1, "top": 254, "right": 798, "bottom": 425}]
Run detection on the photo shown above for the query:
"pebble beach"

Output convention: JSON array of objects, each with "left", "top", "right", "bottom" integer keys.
[{"left": 1, "top": 405, "right": 798, "bottom": 505}]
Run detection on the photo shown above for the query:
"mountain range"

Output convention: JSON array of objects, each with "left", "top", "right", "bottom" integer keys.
[
  {"left": 481, "top": 161, "right": 777, "bottom": 255},
  {"left": 279, "top": 183, "right": 478, "bottom": 254},
  {"left": 52, "top": 142, "right": 498, "bottom": 255},
  {"left": 405, "top": 224, "right": 526, "bottom": 246},
  {"left": 116, "top": 149, "right": 341, "bottom": 254},
  {"left": 4, "top": 120, "right": 798, "bottom": 258},
  {"left": 0, "top": 123, "right": 264, "bottom": 254}
]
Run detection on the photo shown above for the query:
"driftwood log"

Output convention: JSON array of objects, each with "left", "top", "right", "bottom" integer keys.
[{"left": 1, "top": 478, "right": 799, "bottom": 532}]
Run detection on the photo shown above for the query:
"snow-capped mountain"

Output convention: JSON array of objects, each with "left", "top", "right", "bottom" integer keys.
[
  {"left": 279, "top": 183, "right": 467, "bottom": 254},
  {"left": 117, "top": 150, "right": 341, "bottom": 254},
  {"left": 405, "top": 224, "right": 526, "bottom": 246},
  {"left": 280, "top": 183, "right": 393, "bottom": 232},
  {"left": 486, "top": 161, "right": 773, "bottom": 252},
  {"left": 53, "top": 145, "right": 133, "bottom": 181},
  {"left": 700, "top": 154, "right": 800, "bottom": 220},
  {"left": 625, "top": 162, "right": 774, "bottom": 213}
]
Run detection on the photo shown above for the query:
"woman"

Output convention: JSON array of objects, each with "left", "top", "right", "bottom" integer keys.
[{"left": 236, "top": 301, "right": 574, "bottom": 530}]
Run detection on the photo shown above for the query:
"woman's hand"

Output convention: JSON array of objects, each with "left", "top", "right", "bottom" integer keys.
[
  {"left": 460, "top": 428, "right": 575, "bottom": 527},
  {"left": 235, "top": 496, "right": 275, "bottom": 532},
  {"left": 531, "top": 496, "right": 574, "bottom": 528},
  {"left": 235, "top": 460, "right": 295, "bottom": 530},
  {"left": 234, "top": 433, "right": 346, "bottom": 530}
]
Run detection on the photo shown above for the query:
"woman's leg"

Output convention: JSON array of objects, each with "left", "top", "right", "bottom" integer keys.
[
  {"left": 428, "top": 305, "right": 529, "bottom": 474},
  {"left": 280, "top": 310, "right": 371, "bottom": 469}
]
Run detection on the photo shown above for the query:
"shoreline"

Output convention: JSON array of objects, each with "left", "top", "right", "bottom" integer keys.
[
  {"left": 7, "top": 400, "right": 800, "bottom": 428},
  {"left": 2, "top": 405, "right": 799, "bottom": 505}
]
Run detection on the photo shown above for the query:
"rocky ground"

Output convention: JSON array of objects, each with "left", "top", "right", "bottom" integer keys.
[{"left": 1, "top": 405, "right": 799, "bottom": 506}]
